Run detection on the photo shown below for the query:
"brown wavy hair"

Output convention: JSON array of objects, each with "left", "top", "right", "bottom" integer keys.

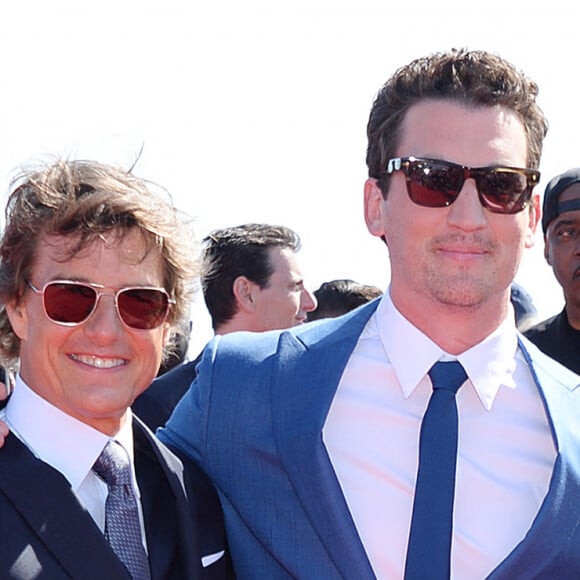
[{"left": 0, "top": 159, "right": 198, "bottom": 365}]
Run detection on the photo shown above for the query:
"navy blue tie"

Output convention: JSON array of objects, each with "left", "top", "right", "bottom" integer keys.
[
  {"left": 93, "top": 441, "right": 151, "bottom": 580},
  {"left": 404, "top": 360, "right": 467, "bottom": 580}
]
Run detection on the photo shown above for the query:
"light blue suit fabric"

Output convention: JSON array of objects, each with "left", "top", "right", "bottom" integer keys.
[{"left": 160, "top": 300, "right": 580, "bottom": 579}]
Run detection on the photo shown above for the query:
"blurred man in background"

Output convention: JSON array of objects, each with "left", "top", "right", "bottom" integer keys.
[
  {"left": 307, "top": 278, "right": 383, "bottom": 321},
  {"left": 133, "top": 223, "right": 316, "bottom": 429},
  {"left": 525, "top": 168, "right": 580, "bottom": 374}
]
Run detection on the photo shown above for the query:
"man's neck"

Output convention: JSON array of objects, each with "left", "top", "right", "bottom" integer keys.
[
  {"left": 565, "top": 302, "right": 580, "bottom": 330},
  {"left": 215, "top": 315, "right": 260, "bottom": 335},
  {"left": 390, "top": 291, "right": 511, "bottom": 356}
]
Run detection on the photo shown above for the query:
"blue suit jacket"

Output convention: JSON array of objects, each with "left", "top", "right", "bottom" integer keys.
[{"left": 161, "top": 300, "right": 580, "bottom": 579}]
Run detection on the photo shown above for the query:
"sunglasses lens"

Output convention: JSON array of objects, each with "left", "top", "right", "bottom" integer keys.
[
  {"left": 117, "top": 288, "right": 169, "bottom": 330},
  {"left": 478, "top": 170, "right": 530, "bottom": 214},
  {"left": 407, "top": 161, "right": 463, "bottom": 207},
  {"left": 44, "top": 283, "right": 97, "bottom": 324},
  {"left": 401, "top": 159, "right": 533, "bottom": 214}
]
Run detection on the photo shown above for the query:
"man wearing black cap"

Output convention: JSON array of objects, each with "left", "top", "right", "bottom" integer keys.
[{"left": 525, "top": 168, "right": 580, "bottom": 374}]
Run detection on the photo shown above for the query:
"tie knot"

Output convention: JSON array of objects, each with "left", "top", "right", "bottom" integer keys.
[
  {"left": 428, "top": 360, "right": 467, "bottom": 394},
  {"left": 93, "top": 440, "right": 132, "bottom": 487}
]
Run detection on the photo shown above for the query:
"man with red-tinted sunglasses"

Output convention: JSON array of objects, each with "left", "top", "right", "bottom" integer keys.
[
  {"left": 161, "top": 49, "right": 580, "bottom": 578},
  {"left": 0, "top": 160, "right": 232, "bottom": 579}
]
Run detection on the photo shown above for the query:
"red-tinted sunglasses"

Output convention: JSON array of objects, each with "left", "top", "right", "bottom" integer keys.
[
  {"left": 27, "top": 280, "right": 174, "bottom": 330},
  {"left": 386, "top": 157, "right": 540, "bottom": 214}
]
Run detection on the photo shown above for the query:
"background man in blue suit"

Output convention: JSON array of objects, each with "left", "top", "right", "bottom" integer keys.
[{"left": 161, "top": 48, "right": 580, "bottom": 578}]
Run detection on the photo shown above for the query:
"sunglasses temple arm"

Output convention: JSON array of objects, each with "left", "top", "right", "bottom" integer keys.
[{"left": 386, "top": 158, "right": 403, "bottom": 174}]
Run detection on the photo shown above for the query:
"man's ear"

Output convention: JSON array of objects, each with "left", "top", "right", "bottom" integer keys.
[
  {"left": 5, "top": 296, "right": 28, "bottom": 341},
  {"left": 524, "top": 194, "right": 541, "bottom": 249},
  {"left": 364, "top": 178, "right": 387, "bottom": 239},
  {"left": 232, "top": 276, "right": 258, "bottom": 313}
]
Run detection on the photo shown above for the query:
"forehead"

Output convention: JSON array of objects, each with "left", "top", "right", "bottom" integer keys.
[
  {"left": 32, "top": 230, "right": 164, "bottom": 281},
  {"left": 398, "top": 100, "right": 528, "bottom": 165},
  {"left": 267, "top": 246, "right": 301, "bottom": 275}
]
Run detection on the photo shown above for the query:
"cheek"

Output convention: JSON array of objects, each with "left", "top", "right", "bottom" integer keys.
[
  {"left": 292, "top": 293, "right": 303, "bottom": 311},
  {"left": 546, "top": 244, "right": 556, "bottom": 266},
  {"left": 548, "top": 244, "right": 569, "bottom": 270},
  {"left": 140, "top": 329, "right": 167, "bottom": 363},
  {"left": 147, "top": 328, "right": 165, "bottom": 349},
  {"left": 129, "top": 335, "right": 165, "bottom": 388},
  {"left": 384, "top": 222, "right": 417, "bottom": 261}
]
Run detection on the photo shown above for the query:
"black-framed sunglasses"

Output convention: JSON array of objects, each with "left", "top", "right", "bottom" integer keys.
[
  {"left": 27, "top": 280, "right": 174, "bottom": 330},
  {"left": 385, "top": 156, "right": 540, "bottom": 214}
]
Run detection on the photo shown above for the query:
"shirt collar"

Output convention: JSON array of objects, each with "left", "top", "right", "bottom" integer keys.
[
  {"left": 377, "top": 289, "right": 519, "bottom": 410},
  {"left": 5, "top": 375, "right": 135, "bottom": 490}
]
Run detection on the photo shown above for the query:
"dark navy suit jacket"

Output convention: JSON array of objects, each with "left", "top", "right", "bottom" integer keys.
[{"left": 0, "top": 414, "right": 233, "bottom": 579}]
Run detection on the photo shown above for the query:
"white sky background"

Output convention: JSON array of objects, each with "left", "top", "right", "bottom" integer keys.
[{"left": 0, "top": 0, "right": 576, "bottom": 355}]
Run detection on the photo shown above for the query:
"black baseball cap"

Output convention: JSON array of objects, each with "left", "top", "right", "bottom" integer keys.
[{"left": 542, "top": 168, "right": 580, "bottom": 233}]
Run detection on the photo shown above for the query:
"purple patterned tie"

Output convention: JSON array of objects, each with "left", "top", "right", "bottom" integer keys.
[{"left": 93, "top": 440, "right": 151, "bottom": 580}]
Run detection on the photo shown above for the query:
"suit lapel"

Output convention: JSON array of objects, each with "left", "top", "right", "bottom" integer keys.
[
  {"left": 133, "top": 417, "right": 203, "bottom": 580},
  {"left": 488, "top": 337, "right": 580, "bottom": 578},
  {"left": 0, "top": 433, "right": 130, "bottom": 579},
  {"left": 272, "top": 302, "right": 378, "bottom": 579}
]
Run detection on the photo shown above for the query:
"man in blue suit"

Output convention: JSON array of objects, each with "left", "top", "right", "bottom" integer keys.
[{"left": 161, "top": 48, "right": 580, "bottom": 578}]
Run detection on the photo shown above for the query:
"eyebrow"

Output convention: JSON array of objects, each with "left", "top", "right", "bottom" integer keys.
[{"left": 552, "top": 217, "right": 580, "bottom": 228}]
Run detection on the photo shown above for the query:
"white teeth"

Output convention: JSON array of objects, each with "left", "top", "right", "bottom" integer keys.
[{"left": 70, "top": 354, "right": 125, "bottom": 368}]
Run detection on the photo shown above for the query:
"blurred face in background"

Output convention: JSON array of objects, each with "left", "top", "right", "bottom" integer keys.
[
  {"left": 251, "top": 247, "right": 317, "bottom": 330},
  {"left": 544, "top": 184, "right": 580, "bottom": 308}
]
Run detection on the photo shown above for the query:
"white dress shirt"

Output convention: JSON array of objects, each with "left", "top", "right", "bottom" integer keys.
[
  {"left": 2, "top": 375, "right": 147, "bottom": 548},
  {"left": 323, "top": 290, "right": 556, "bottom": 579}
]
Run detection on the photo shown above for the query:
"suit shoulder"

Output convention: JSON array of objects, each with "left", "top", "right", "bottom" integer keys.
[
  {"left": 206, "top": 329, "right": 283, "bottom": 368},
  {"left": 520, "top": 334, "right": 580, "bottom": 390},
  {"left": 208, "top": 299, "right": 380, "bottom": 365},
  {"left": 524, "top": 312, "right": 562, "bottom": 341}
]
